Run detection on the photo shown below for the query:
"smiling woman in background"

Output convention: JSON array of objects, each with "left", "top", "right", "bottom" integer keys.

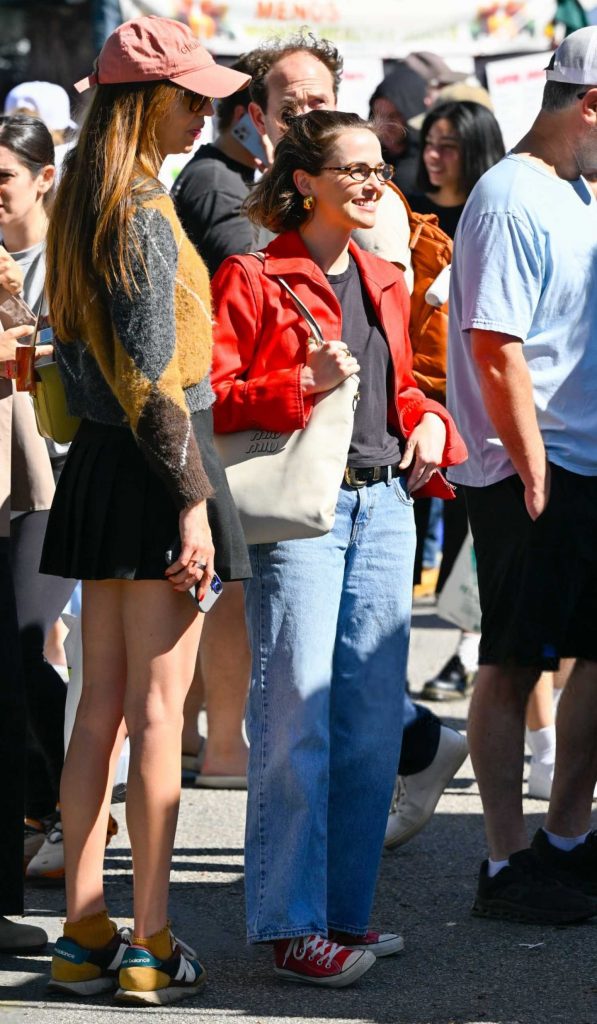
[
  {"left": 408, "top": 101, "right": 505, "bottom": 702},
  {"left": 409, "top": 99, "right": 505, "bottom": 237}
]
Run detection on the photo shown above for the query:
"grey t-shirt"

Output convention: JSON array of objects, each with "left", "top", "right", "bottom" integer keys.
[
  {"left": 2, "top": 238, "right": 47, "bottom": 318},
  {"left": 173, "top": 143, "right": 272, "bottom": 277},
  {"left": 2, "top": 239, "right": 68, "bottom": 463}
]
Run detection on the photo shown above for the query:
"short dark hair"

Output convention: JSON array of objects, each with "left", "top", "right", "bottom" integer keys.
[
  {"left": 541, "top": 53, "right": 588, "bottom": 112},
  {"left": 248, "top": 30, "right": 343, "bottom": 112},
  {"left": 416, "top": 100, "right": 505, "bottom": 197},
  {"left": 215, "top": 54, "right": 257, "bottom": 132},
  {"left": 244, "top": 109, "right": 377, "bottom": 234},
  {"left": 542, "top": 79, "right": 585, "bottom": 112},
  {"left": 0, "top": 113, "right": 55, "bottom": 207}
]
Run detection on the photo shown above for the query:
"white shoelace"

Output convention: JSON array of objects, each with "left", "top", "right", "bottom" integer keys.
[
  {"left": 283, "top": 934, "right": 342, "bottom": 969},
  {"left": 389, "top": 776, "right": 406, "bottom": 814}
]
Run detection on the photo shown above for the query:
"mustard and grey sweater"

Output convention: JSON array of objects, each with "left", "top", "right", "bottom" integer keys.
[{"left": 55, "top": 185, "right": 214, "bottom": 509}]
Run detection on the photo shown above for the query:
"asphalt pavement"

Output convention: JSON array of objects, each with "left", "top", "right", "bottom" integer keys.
[{"left": 3, "top": 601, "right": 596, "bottom": 1024}]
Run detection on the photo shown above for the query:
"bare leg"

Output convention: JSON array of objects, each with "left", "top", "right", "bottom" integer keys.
[
  {"left": 61, "top": 581, "right": 128, "bottom": 920},
  {"left": 546, "top": 658, "right": 597, "bottom": 838},
  {"left": 198, "top": 581, "right": 250, "bottom": 777},
  {"left": 526, "top": 672, "right": 554, "bottom": 731},
  {"left": 182, "top": 666, "right": 205, "bottom": 758},
  {"left": 468, "top": 664, "right": 540, "bottom": 860},
  {"left": 122, "top": 582, "right": 203, "bottom": 937},
  {"left": 44, "top": 617, "right": 69, "bottom": 670}
]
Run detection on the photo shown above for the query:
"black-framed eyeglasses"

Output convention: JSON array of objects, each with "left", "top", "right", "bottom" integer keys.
[
  {"left": 181, "top": 90, "right": 214, "bottom": 114},
  {"left": 577, "top": 87, "right": 597, "bottom": 99},
  {"left": 322, "top": 162, "right": 394, "bottom": 183}
]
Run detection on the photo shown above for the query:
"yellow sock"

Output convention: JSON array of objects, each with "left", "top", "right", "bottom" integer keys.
[
  {"left": 133, "top": 924, "right": 173, "bottom": 960},
  {"left": 64, "top": 910, "right": 116, "bottom": 949}
]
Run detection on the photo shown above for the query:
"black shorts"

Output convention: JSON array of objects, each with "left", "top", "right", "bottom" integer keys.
[
  {"left": 40, "top": 408, "right": 252, "bottom": 583},
  {"left": 463, "top": 464, "right": 597, "bottom": 669}
]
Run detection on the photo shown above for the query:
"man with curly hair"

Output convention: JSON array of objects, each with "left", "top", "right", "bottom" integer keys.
[{"left": 247, "top": 31, "right": 343, "bottom": 165}]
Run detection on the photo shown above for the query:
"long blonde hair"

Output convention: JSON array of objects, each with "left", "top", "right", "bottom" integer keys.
[{"left": 46, "top": 81, "right": 179, "bottom": 340}]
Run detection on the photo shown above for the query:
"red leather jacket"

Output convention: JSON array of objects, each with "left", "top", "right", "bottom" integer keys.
[{"left": 211, "top": 231, "right": 466, "bottom": 496}]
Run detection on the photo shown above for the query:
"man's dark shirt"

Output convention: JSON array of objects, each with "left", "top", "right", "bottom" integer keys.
[{"left": 173, "top": 143, "right": 262, "bottom": 278}]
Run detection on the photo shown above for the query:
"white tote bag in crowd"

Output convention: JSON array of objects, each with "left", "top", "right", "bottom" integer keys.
[
  {"left": 436, "top": 531, "right": 481, "bottom": 633},
  {"left": 215, "top": 257, "right": 359, "bottom": 545}
]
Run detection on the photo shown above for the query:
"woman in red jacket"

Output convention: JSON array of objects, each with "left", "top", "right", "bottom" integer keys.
[{"left": 211, "top": 110, "right": 466, "bottom": 989}]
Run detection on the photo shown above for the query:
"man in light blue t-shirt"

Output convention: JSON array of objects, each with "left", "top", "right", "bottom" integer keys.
[{"left": 447, "top": 27, "right": 597, "bottom": 925}]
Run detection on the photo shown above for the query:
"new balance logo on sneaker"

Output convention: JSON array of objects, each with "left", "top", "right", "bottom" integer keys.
[
  {"left": 115, "top": 936, "right": 207, "bottom": 1006},
  {"left": 48, "top": 927, "right": 131, "bottom": 996},
  {"left": 273, "top": 934, "right": 376, "bottom": 987}
]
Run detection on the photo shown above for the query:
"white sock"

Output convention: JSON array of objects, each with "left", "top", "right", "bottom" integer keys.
[
  {"left": 543, "top": 828, "right": 589, "bottom": 852},
  {"left": 457, "top": 631, "right": 480, "bottom": 673},
  {"left": 526, "top": 725, "right": 556, "bottom": 765},
  {"left": 487, "top": 857, "right": 510, "bottom": 877}
]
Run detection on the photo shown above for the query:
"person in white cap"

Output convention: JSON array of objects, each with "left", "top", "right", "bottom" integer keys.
[
  {"left": 3, "top": 81, "right": 77, "bottom": 143},
  {"left": 447, "top": 26, "right": 597, "bottom": 924},
  {"left": 3, "top": 81, "right": 78, "bottom": 175}
]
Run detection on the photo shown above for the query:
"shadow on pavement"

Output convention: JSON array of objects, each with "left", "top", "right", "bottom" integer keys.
[{"left": 4, "top": 801, "right": 597, "bottom": 1024}]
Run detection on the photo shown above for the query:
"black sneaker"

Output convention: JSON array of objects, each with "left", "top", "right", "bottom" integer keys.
[
  {"left": 472, "top": 849, "right": 597, "bottom": 924},
  {"left": 532, "top": 828, "right": 597, "bottom": 897},
  {"left": 421, "top": 655, "right": 473, "bottom": 701}
]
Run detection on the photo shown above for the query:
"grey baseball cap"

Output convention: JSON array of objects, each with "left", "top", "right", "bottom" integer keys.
[{"left": 545, "top": 26, "right": 597, "bottom": 85}]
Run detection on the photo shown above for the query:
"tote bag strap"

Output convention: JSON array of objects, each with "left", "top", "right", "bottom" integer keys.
[
  {"left": 25, "top": 288, "right": 46, "bottom": 348},
  {"left": 249, "top": 252, "right": 324, "bottom": 347}
]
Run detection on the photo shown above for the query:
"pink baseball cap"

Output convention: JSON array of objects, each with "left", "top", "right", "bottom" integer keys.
[{"left": 75, "top": 16, "right": 250, "bottom": 97}]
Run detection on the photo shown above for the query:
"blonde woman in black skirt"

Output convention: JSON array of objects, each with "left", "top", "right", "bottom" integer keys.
[{"left": 40, "top": 17, "right": 251, "bottom": 1007}]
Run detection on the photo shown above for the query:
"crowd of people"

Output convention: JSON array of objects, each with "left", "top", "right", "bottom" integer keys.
[{"left": 1, "top": 11, "right": 596, "bottom": 1009}]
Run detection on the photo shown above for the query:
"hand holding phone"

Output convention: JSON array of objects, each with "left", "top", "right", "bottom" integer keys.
[
  {"left": 165, "top": 537, "right": 223, "bottom": 613},
  {"left": 230, "top": 112, "right": 268, "bottom": 164},
  {"left": 195, "top": 573, "right": 223, "bottom": 613}
]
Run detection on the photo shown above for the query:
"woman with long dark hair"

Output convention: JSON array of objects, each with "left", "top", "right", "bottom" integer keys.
[
  {"left": 410, "top": 99, "right": 506, "bottom": 237},
  {"left": 211, "top": 109, "right": 466, "bottom": 988},
  {"left": 0, "top": 114, "right": 78, "bottom": 874},
  {"left": 41, "top": 17, "right": 250, "bottom": 1006},
  {"left": 410, "top": 101, "right": 506, "bottom": 701}
]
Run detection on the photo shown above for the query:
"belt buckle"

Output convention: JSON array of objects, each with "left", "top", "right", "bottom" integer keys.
[{"left": 344, "top": 466, "right": 366, "bottom": 488}]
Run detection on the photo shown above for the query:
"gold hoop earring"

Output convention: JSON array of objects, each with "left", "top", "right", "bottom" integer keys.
[{"left": 303, "top": 195, "right": 314, "bottom": 210}]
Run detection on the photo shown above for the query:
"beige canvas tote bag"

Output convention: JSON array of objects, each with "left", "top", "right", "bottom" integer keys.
[{"left": 214, "top": 255, "right": 359, "bottom": 544}]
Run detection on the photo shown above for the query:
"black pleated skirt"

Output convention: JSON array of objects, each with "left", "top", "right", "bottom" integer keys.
[{"left": 40, "top": 408, "right": 251, "bottom": 582}]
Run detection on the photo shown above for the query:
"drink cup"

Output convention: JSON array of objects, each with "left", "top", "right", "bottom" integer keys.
[{"left": 15, "top": 345, "right": 35, "bottom": 392}]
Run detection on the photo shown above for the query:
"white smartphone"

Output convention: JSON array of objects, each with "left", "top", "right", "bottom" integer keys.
[
  {"left": 230, "top": 112, "right": 268, "bottom": 163},
  {"left": 196, "top": 573, "right": 224, "bottom": 613}
]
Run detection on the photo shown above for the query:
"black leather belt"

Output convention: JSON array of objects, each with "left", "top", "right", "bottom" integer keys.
[{"left": 344, "top": 464, "right": 401, "bottom": 488}]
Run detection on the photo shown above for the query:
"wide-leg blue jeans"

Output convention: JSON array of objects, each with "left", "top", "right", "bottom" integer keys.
[{"left": 244, "top": 476, "right": 416, "bottom": 942}]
